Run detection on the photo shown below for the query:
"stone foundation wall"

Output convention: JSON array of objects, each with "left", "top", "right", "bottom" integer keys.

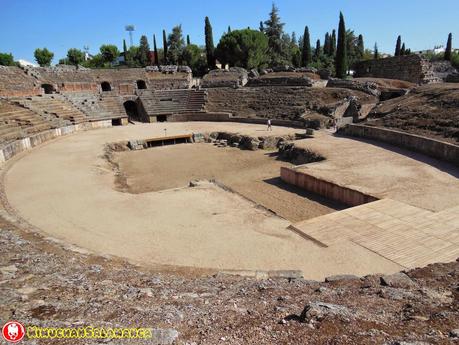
[
  {"left": 341, "top": 124, "right": 459, "bottom": 166},
  {"left": 354, "top": 55, "right": 436, "bottom": 84},
  {"left": 280, "top": 166, "right": 378, "bottom": 206},
  {"left": 0, "top": 120, "right": 112, "bottom": 164}
]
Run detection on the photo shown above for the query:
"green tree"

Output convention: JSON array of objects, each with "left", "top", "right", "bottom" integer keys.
[
  {"left": 186, "top": 35, "right": 191, "bottom": 45},
  {"left": 215, "top": 29, "right": 268, "bottom": 69},
  {"left": 400, "top": 43, "right": 406, "bottom": 56},
  {"left": 314, "top": 39, "right": 321, "bottom": 60},
  {"left": 357, "top": 34, "right": 364, "bottom": 60},
  {"left": 66, "top": 48, "right": 85, "bottom": 66},
  {"left": 335, "top": 12, "right": 347, "bottom": 78},
  {"left": 323, "top": 32, "right": 330, "bottom": 56},
  {"left": 331, "top": 29, "right": 336, "bottom": 56},
  {"left": 84, "top": 54, "right": 105, "bottom": 68},
  {"left": 138, "top": 35, "right": 150, "bottom": 66},
  {"left": 205, "top": 17, "right": 216, "bottom": 68},
  {"left": 259, "top": 21, "right": 264, "bottom": 32},
  {"left": 181, "top": 44, "right": 206, "bottom": 75},
  {"left": 167, "top": 25, "right": 185, "bottom": 65},
  {"left": 153, "top": 34, "right": 159, "bottom": 65},
  {"left": 289, "top": 32, "right": 301, "bottom": 67},
  {"left": 162, "top": 30, "right": 168, "bottom": 63},
  {"left": 345, "top": 30, "right": 359, "bottom": 70},
  {"left": 34, "top": 48, "right": 54, "bottom": 67},
  {"left": 228, "top": 26, "right": 231, "bottom": 33},
  {"left": 395, "top": 35, "right": 402, "bottom": 56},
  {"left": 445, "top": 33, "right": 452, "bottom": 61},
  {"left": 99, "top": 44, "right": 119, "bottom": 64},
  {"left": 301, "top": 26, "right": 312, "bottom": 67},
  {"left": 0, "top": 52, "right": 15, "bottom": 66},
  {"left": 264, "top": 3, "right": 289, "bottom": 66},
  {"left": 374, "top": 42, "right": 379, "bottom": 59},
  {"left": 123, "top": 39, "right": 129, "bottom": 64}
]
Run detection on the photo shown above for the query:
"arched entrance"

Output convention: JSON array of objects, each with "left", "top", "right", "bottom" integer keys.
[
  {"left": 136, "top": 80, "right": 147, "bottom": 89},
  {"left": 101, "top": 81, "right": 111, "bottom": 92},
  {"left": 41, "top": 84, "right": 54, "bottom": 94},
  {"left": 123, "top": 100, "right": 140, "bottom": 121}
]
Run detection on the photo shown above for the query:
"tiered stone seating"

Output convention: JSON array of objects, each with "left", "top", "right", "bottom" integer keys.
[
  {"left": 0, "top": 100, "right": 55, "bottom": 144},
  {"left": 99, "top": 92, "right": 127, "bottom": 118},
  {"left": 63, "top": 92, "right": 118, "bottom": 120},
  {"left": 12, "top": 94, "right": 88, "bottom": 125},
  {"left": 138, "top": 89, "right": 207, "bottom": 116}
]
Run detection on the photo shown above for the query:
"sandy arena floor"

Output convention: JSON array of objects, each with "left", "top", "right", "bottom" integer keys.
[
  {"left": 3, "top": 122, "right": 405, "bottom": 279},
  {"left": 114, "top": 142, "right": 343, "bottom": 221}
]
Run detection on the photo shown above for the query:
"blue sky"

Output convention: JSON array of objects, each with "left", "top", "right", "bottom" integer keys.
[{"left": 0, "top": 0, "right": 457, "bottom": 63}]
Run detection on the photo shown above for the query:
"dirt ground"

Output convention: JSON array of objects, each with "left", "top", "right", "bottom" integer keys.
[
  {"left": 114, "top": 143, "right": 343, "bottom": 222},
  {"left": 3, "top": 122, "right": 401, "bottom": 279},
  {"left": 1, "top": 214, "right": 458, "bottom": 345}
]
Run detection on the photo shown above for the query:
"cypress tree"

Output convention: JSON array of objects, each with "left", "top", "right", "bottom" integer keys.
[
  {"left": 445, "top": 33, "right": 452, "bottom": 61},
  {"left": 123, "top": 39, "right": 128, "bottom": 64},
  {"left": 153, "top": 34, "right": 159, "bottom": 65},
  {"left": 301, "top": 26, "right": 312, "bottom": 67},
  {"left": 186, "top": 35, "right": 191, "bottom": 45},
  {"left": 374, "top": 42, "right": 379, "bottom": 59},
  {"left": 335, "top": 12, "right": 347, "bottom": 78},
  {"left": 162, "top": 30, "right": 168, "bottom": 63},
  {"left": 400, "top": 43, "right": 406, "bottom": 56},
  {"left": 228, "top": 26, "right": 231, "bottom": 33},
  {"left": 357, "top": 34, "right": 364, "bottom": 59},
  {"left": 324, "top": 32, "right": 330, "bottom": 56},
  {"left": 331, "top": 29, "right": 337, "bottom": 56},
  {"left": 314, "top": 39, "right": 321, "bottom": 59},
  {"left": 204, "top": 16, "right": 216, "bottom": 68},
  {"left": 259, "top": 21, "right": 264, "bottom": 32},
  {"left": 395, "top": 35, "right": 402, "bottom": 56}
]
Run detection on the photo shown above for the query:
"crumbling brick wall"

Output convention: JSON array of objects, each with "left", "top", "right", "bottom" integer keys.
[{"left": 354, "top": 55, "right": 438, "bottom": 84}]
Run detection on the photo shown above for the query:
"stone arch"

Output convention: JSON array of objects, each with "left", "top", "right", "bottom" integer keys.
[
  {"left": 101, "top": 81, "right": 112, "bottom": 92},
  {"left": 123, "top": 100, "right": 141, "bottom": 121},
  {"left": 136, "top": 80, "right": 147, "bottom": 89},
  {"left": 41, "top": 84, "right": 55, "bottom": 94}
]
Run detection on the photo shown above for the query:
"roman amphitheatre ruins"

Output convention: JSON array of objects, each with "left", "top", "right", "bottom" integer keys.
[{"left": 1, "top": 58, "right": 458, "bottom": 343}]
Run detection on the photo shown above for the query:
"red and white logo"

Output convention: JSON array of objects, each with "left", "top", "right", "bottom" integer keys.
[{"left": 2, "top": 321, "right": 25, "bottom": 343}]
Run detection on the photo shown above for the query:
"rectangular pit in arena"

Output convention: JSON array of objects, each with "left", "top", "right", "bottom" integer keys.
[
  {"left": 127, "top": 134, "right": 193, "bottom": 150},
  {"left": 109, "top": 141, "right": 346, "bottom": 221}
]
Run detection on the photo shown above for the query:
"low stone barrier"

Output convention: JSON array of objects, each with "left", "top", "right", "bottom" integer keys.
[
  {"left": 228, "top": 117, "right": 305, "bottom": 129},
  {"left": 0, "top": 120, "right": 112, "bottom": 164},
  {"left": 341, "top": 124, "right": 459, "bottom": 167},
  {"left": 168, "top": 112, "right": 306, "bottom": 129},
  {"left": 280, "top": 166, "right": 378, "bottom": 207}
]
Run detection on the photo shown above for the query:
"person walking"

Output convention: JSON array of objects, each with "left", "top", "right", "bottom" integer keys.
[{"left": 267, "top": 118, "right": 272, "bottom": 131}]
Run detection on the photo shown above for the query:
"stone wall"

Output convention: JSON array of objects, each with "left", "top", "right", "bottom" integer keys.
[
  {"left": 354, "top": 55, "right": 438, "bottom": 84},
  {"left": 341, "top": 124, "right": 459, "bottom": 167},
  {"left": 0, "top": 66, "right": 41, "bottom": 97},
  {"left": 280, "top": 166, "right": 378, "bottom": 206},
  {"left": 202, "top": 68, "right": 248, "bottom": 88},
  {"left": 0, "top": 120, "right": 112, "bottom": 163},
  {"left": 0, "top": 66, "right": 192, "bottom": 97}
]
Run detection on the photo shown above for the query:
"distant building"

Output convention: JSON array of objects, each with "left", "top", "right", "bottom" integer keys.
[
  {"left": 17, "top": 59, "right": 38, "bottom": 67},
  {"left": 414, "top": 45, "right": 459, "bottom": 55}
]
